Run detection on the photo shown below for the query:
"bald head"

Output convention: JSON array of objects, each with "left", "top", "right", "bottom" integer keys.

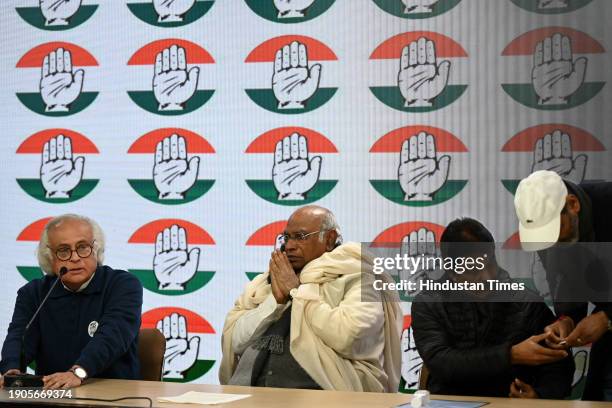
[{"left": 283, "top": 206, "right": 340, "bottom": 272}]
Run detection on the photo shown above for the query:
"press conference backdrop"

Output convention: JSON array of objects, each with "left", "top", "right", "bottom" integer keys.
[{"left": 0, "top": 0, "right": 610, "bottom": 395}]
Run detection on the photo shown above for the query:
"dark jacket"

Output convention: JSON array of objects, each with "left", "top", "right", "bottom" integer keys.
[
  {"left": 411, "top": 269, "right": 574, "bottom": 399},
  {"left": 0, "top": 265, "right": 143, "bottom": 379},
  {"left": 538, "top": 181, "right": 612, "bottom": 401}
]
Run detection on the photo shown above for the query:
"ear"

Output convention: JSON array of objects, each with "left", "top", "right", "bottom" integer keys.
[
  {"left": 325, "top": 230, "right": 338, "bottom": 251},
  {"left": 566, "top": 194, "right": 580, "bottom": 215}
]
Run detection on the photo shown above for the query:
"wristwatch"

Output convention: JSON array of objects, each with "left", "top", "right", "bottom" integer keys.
[{"left": 71, "top": 366, "right": 88, "bottom": 382}]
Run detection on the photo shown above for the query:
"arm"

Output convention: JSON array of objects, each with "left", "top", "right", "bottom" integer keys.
[
  {"left": 527, "top": 303, "right": 574, "bottom": 399},
  {"left": 0, "top": 284, "right": 39, "bottom": 374},
  {"left": 231, "top": 293, "right": 289, "bottom": 355},
  {"left": 74, "top": 273, "right": 142, "bottom": 377},
  {"left": 411, "top": 301, "right": 512, "bottom": 384}
]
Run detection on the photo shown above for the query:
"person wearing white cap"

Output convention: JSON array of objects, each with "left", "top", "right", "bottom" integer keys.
[{"left": 514, "top": 170, "right": 612, "bottom": 401}]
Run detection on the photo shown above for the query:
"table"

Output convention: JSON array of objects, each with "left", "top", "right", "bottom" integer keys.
[{"left": 1, "top": 379, "right": 611, "bottom": 407}]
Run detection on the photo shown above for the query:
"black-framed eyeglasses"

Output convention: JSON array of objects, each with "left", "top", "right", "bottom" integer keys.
[
  {"left": 50, "top": 241, "right": 95, "bottom": 261},
  {"left": 280, "top": 230, "right": 323, "bottom": 243}
]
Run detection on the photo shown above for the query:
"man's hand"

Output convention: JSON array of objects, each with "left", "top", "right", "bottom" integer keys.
[
  {"left": 544, "top": 316, "right": 575, "bottom": 348},
  {"left": 154, "top": 134, "right": 200, "bottom": 199},
  {"left": 272, "top": 41, "right": 322, "bottom": 109},
  {"left": 509, "top": 378, "right": 538, "bottom": 399},
  {"left": 273, "top": 0, "right": 315, "bottom": 18},
  {"left": 399, "top": 132, "right": 450, "bottom": 201},
  {"left": 531, "top": 130, "right": 587, "bottom": 184},
  {"left": 0, "top": 369, "right": 20, "bottom": 389},
  {"left": 153, "top": 0, "right": 195, "bottom": 23},
  {"left": 157, "top": 313, "right": 200, "bottom": 379},
  {"left": 40, "top": 48, "right": 84, "bottom": 112},
  {"left": 564, "top": 311, "right": 609, "bottom": 347},
  {"left": 42, "top": 371, "right": 81, "bottom": 389},
  {"left": 532, "top": 33, "right": 587, "bottom": 105},
  {"left": 273, "top": 133, "right": 322, "bottom": 200},
  {"left": 399, "top": 37, "right": 450, "bottom": 107},
  {"left": 40, "top": 135, "right": 85, "bottom": 198},
  {"left": 153, "top": 45, "right": 200, "bottom": 111},
  {"left": 154, "top": 224, "right": 200, "bottom": 290},
  {"left": 40, "top": 0, "right": 81, "bottom": 26},
  {"left": 538, "top": 0, "right": 568, "bottom": 9},
  {"left": 511, "top": 332, "right": 568, "bottom": 365},
  {"left": 269, "top": 250, "right": 299, "bottom": 304},
  {"left": 402, "top": 0, "right": 439, "bottom": 13}
]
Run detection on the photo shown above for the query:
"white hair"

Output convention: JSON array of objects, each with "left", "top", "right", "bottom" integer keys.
[
  {"left": 319, "top": 209, "right": 343, "bottom": 245},
  {"left": 37, "top": 214, "right": 105, "bottom": 274}
]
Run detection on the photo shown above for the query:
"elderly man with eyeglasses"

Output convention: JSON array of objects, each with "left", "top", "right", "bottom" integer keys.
[
  {"left": 219, "top": 205, "right": 402, "bottom": 392},
  {"left": 0, "top": 214, "right": 143, "bottom": 389}
]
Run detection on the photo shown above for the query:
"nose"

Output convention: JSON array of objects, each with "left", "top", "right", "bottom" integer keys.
[{"left": 69, "top": 249, "right": 81, "bottom": 262}]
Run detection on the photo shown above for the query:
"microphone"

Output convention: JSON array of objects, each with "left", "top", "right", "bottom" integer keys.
[{"left": 4, "top": 267, "right": 67, "bottom": 388}]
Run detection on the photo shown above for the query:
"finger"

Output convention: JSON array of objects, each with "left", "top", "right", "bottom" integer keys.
[
  {"left": 282, "top": 44, "right": 290, "bottom": 69},
  {"left": 170, "top": 313, "right": 179, "bottom": 339},
  {"left": 163, "top": 137, "right": 170, "bottom": 161},
  {"left": 73, "top": 69, "right": 84, "bottom": 90},
  {"left": 49, "top": 137, "right": 57, "bottom": 161},
  {"left": 156, "top": 232, "right": 163, "bottom": 255},
  {"left": 561, "top": 132, "right": 572, "bottom": 158},
  {"left": 409, "top": 230, "right": 418, "bottom": 257},
  {"left": 426, "top": 230, "right": 436, "bottom": 255},
  {"left": 156, "top": 320, "right": 163, "bottom": 333},
  {"left": 42, "top": 55, "right": 49, "bottom": 77},
  {"left": 49, "top": 50, "right": 57, "bottom": 74},
  {"left": 438, "top": 155, "right": 451, "bottom": 180},
  {"left": 283, "top": 136, "right": 291, "bottom": 161},
  {"left": 573, "top": 155, "right": 587, "bottom": 181},
  {"left": 274, "top": 50, "right": 282, "bottom": 73},
  {"left": 417, "top": 132, "right": 427, "bottom": 159},
  {"left": 178, "top": 315, "right": 187, "bottom": 339},
  {"left": 534, "top": 41, "right": 544, "bottom": 66},
  {"left": 163, "top": 227, "right": 171, "bottom": 252},
  {"left": 409, "top": 41, "right": 418, "bottom": 66},
  {"left": 290, "top": 132, "right": 299, "bottom": 159},
  {"left": 170, "top": 224, "right": 179, "bottom": 251},
  {"left": 275, "top": 140, "right": 283, "bottom": 164},
  {"left": 417, "top": 37, "right": 427, "bottom": 65},
  {"left": 543, "top": 132, "right": 552, "bottom": 160},
  {"left": 552, "top": 130, "right": 562, "bottom": 158},
  {"left": 530, "top": 332, "right": 551, "bottom": 343},
  {"left": 401, "top": 235, "right": 410, "bottom": 257},
  {"left": 543, "top": 36, "right": 552, "bottom": 63},
  {"left": 426, "top": 133, "right": 436, "bottom": 159},
  {"left": 409, "top": 135, "right": 418, "bottom": 160},
  {"left": 401, "top": 139, "right": 410, "bottom": 163},
  {"left": 309, "top": 156, "right": 322, "bottom": 179},
  {"left": 162, "top": 315, "right": 171, "bottom": 338},
  {"left": 178, "top": 47, "right": 186, "bottom": 70},
  {"left": 298, "top": 135, "right": 308, "bottom": 159},
  {"left": 170, "top": 134, "right": 179, "bottom": 160},
  {"left": 561, "top": 35, "right": 572, "bottom": 61},
  {"left": 400, "top": 46, "right": 409, "bottom": 70},
  {"left": 178, "top": 227, "right": 187, "bottom": 251},
  {"left": 552, "top": 33, "right": 562, "bottom": 61},
  {"left": 64, "top": 49, "right": 71, "bottom": 72},
  {"left": 170, "top": 44, "right": 178, "bottom": 71},
  {"left": 56, "top": 135, "right": 65, "bottom": 159},
  {"left": 298, "top": 43, "right": 308, "bottom": 67},
  {"left": 56, "top": 47, "right": 64, "bottom": 73},
  {"left": 426, "top": 40, "right": 436, "bottom": 64},
  {"left": 534, "top": 342, "right": 568, "bottom": 358},
  {"left": 534, "top": 138, "right": 544, "bottom": 163},
  {"left": 417, "top": 228, "right": 427, "bottom": 255},
  {"left": 64, "top": 136, "right": 72, "bottom": 159},
  {"left": 290, "top": 41, "right": 299, "bottom": 68},
  {"left": 162, "top": 47, "right": 170, "bottom": 72},
  {"left": 43, "top": 141, "right": 50, "bottom": 163},
  {"left": 155, "top": 52, "right": 163, "bottom": 75},
  {"left": 155, "top": 141, "right": 163, "bottom": 164},
  {"left": 178, "top": 136, "right": 187, "bottom": 160}
]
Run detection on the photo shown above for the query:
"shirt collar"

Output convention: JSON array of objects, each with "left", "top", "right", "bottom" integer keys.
[{"left": 62, "top": 271, "right": 96, "bottom": 293}]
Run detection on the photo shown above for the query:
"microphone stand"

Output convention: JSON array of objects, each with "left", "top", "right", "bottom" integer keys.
[{"left": 3, "top": 267, "right": 67, "bottom": 388}]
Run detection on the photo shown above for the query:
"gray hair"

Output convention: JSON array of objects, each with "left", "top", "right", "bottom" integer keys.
[
  {"left": 319, "top": 210, "right": 343, "bottom": 245},
  {"left": 37, "top": 214, "right": 105, "bottom": 274}
]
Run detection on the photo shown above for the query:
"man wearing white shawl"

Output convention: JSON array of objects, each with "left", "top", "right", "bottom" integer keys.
[{"left": 219, "top": 206, "right": 402, "bottom": 392}]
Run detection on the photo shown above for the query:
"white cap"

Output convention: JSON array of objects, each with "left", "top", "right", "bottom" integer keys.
[{"left": 514, "top": 170, "right": 568, "bottom": 251}]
